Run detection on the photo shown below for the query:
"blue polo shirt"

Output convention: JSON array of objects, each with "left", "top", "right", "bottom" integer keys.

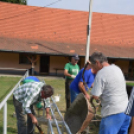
[{"left": 70, "top": 68, "right": 95, "bottom": 93}]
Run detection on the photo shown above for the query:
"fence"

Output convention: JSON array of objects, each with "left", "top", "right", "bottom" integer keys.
[{"left": 0, "top": 69, "right": 29, "bottom": 134}]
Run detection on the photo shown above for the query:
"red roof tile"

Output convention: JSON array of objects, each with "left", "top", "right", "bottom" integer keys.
[{"left": 0, "top": 2, "right": 134, "bottom": 58}]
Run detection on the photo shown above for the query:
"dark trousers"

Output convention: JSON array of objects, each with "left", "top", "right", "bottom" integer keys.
[
  {"left": 65, "top": 79, "right": 73, "bottom": 110},
  {"left": 13, "top": 96, "right": 35, "bottom": 134}
]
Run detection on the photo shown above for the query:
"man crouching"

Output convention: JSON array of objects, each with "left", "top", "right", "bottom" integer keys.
[{"left": 13, "top": 82, "right": 54, "bottom": 134}]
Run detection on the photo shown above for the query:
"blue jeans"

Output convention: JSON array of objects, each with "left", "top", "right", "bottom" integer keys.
[
  {"left": 70, "top": 89, "right": 79, "bottom": 103},
  {"left": 99, "top": 113, "right": 131, "bottom": 134},
  {"left": 13, "top": 96, "right": 35, "bottom": 134}
]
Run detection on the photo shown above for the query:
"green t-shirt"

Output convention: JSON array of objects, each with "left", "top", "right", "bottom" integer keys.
[{"left": 64, "top": 62, "right": 80, "bottom": 80}]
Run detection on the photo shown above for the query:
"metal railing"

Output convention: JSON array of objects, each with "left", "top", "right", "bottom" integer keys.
[{"left": 0, "top": 69, "right": 29, "bottom": 134}]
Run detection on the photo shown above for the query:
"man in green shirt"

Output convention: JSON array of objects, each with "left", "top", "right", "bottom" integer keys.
[{"left": 64, "top": 54, "right": 80, "bottom": 110}]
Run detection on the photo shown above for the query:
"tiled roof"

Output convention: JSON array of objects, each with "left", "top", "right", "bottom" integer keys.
[
  {"left": 0, "top": 2, "right": 134, "bottom": 58},
  {"left": 0, "top": 36, "right": 85, "bottom": 56}
]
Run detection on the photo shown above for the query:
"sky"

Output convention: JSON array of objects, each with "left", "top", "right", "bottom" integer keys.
[{"left": 27, "top": 0, "right": 134, "bottom": 15}]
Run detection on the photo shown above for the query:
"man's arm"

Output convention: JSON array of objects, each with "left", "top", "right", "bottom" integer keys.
[
  {"left": 24, "top": 107, "right": 38, "bottom": 125},
  {"left": 45, "top": 107, "right": 51, "bottom": 119},
  {"left": 28, "top": 113, "right": 38, "bottom": 125},
  {"left": 91, "top": 74, "right": 104, "bottom": 101},
  {"left": 64, "top": 69, "right": 74, "bottom": 77},
  {"left": 78, "top": 81, "right": 90, "bottom": 100},
  {"left": 44, "top": 98, "right": 51, "bottom": 119},
  {"left": 92, "top": 95, "right": 99, "bottom": 100},
  {"left": 24, "top": 106, "right": 39, "bottom": 125}
]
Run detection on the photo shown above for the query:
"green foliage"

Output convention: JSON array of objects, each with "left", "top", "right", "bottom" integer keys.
[{"left": 0, "top": 0, "right": 27, "bottom": 5}]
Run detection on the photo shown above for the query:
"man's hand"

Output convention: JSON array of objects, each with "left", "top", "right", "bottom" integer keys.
[
  {"left": 85, "top": 93, "right": 90, "bottom": 100},
  {"left": 92, "top": 95, "right": 100, "bottom": 101},
  {"left": 79, "top": 82, "right": 90, "bottom": 100},
  {"left": 71, "top": 75, "right": 76, "bottom": 79},
  {"left": 46, "top": 113, "right": 51, "bottom": 120},
  {"left": 28, "top": 113, "right": 38, "bottom": 125},
  {"left": 64, "top": 69, "right": 76, "bottom": 78}
]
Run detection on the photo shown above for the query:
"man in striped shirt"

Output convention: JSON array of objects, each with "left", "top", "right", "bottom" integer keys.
[{"left": 13, "top": 82, "right": 54, "bottom": 134}]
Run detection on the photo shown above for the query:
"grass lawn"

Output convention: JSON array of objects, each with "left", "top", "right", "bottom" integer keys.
[
  {"left": 0, "top": 76, "right": 133, "bottom": 134},
  {"left": 126, "top": 82, "right": 134, "bottom": 86}
]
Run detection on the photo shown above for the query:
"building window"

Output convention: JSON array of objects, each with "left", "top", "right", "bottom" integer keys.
[{"left": 19, "top": 54, "right": 31, "bottom": 64}]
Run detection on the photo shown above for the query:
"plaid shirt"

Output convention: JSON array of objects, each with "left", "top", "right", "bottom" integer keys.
[{"left": 13, "top": 82, "right": 50, "bottom": 114}]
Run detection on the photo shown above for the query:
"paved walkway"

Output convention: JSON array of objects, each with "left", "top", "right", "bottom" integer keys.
[
  {"left": 126, "top": 79, "right": 134, "bottom": 83},
  {"left": 0, "top": 74, "right": 65, "bottom": 80}
]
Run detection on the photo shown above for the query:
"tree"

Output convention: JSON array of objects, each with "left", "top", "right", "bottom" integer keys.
[{"left": 0, "top": 0, "right": 27, "bottom": 5}]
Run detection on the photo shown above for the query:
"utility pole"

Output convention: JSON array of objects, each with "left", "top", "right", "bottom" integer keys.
[{"left": 85, "top": 0, "right": 93, "bottom": 63}]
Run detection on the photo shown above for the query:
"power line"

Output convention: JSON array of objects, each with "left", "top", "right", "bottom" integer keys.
[
  {"left": 0, "top": 0, "right": 62, "bottom": 20},
  {"left": 45, "top": 0, "right": 62, "bottom": 7}
]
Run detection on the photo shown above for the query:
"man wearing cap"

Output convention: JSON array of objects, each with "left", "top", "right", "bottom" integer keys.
[
  {"left": 64, "top": 54, "right": 80, "bottom": 110},
  {"left": 90, "top": 52, "right": 131, "bottom": 134}
]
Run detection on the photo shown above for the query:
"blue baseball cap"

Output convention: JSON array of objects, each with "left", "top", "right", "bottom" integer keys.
[{"left": 72, "top": 54, "right": 79, "bottom": 60}]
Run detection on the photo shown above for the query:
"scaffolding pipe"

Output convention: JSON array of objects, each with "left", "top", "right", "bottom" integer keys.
[
  {"left": 51, "top": 97, "right": 72, "bottom": 134},
  {"left": 50, "top": 108, "right": 62, "bottom": 134},
  {"left": 37, "top": 117, "right": 63, "bottom": 125},
  {"left": 48, "top": 119, "right": 55, "bottom": 134}
]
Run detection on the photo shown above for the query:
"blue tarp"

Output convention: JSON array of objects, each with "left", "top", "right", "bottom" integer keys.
[{"left": 22, "top": 76, "right": 40, "bottom": 84}]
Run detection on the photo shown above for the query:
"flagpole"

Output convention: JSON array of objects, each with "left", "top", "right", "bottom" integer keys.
[{"left": 85, "top": 0, "right": 93, "bottom": 63}]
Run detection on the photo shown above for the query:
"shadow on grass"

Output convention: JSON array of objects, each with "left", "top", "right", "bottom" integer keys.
[
  {"left": 0, "top": 126, "right": 17, "bottom": 134},
  {"left": 7, "top": 99, "right": 13, "bottom": 105},
  {"left": 60, "top": 110, "right": 66, "bottom": 113}
]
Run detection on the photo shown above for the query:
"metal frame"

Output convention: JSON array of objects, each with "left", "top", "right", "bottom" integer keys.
[{"left": 37, "top": 97, "right": 72, "bottom": 134}]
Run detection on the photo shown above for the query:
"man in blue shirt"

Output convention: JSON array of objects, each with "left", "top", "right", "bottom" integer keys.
[{"left": 70, "top": 62, "right": 96, "bottom": 102}]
